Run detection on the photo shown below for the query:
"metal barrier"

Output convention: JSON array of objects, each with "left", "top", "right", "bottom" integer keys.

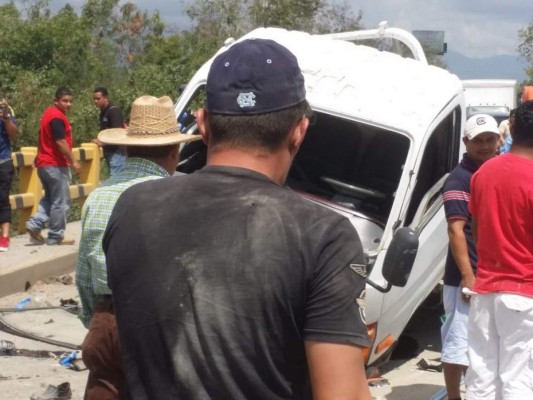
[{"left": 8, "top": 143, "right": 102, "bottom": 233}]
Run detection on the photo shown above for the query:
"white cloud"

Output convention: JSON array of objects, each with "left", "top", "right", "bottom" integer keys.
[{"left": 349, "top": 0, "right": 531, "bottom": 57}]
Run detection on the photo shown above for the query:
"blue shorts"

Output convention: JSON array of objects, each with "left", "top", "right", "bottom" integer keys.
[{"left": 441, "top": 285, "right": 470, "bottom": 366}]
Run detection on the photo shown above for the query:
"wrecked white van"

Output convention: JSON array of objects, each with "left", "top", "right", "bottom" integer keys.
[{"left": 174, "top": 25, "right": 465, "bottom": 365}]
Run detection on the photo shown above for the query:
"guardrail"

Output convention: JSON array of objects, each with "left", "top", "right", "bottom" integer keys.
[{"left": 8, "top": 143, "right": 102, "bottom": 233}]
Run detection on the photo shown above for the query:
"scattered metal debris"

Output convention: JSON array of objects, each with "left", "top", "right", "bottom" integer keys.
[
  {"left": 30, "top": 382, "right": 72, "bottom": 400},
  {"left": 1, "top": 339, "right": 15, "bottom": 353},
  {"left": 0, "top": 315, "right": 81, "bottom": 350},
  {"left": 0, "top": 341, "right": 67, "bottom": 359},
  {"left": 0, "top": 297, "right": 78, "bottom": 313},
  {"left": 0, "top": 297, "right": 81, "bottom": 350}
]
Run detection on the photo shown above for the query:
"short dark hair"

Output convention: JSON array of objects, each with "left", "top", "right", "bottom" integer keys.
[
  {"left": 94, "top": 87, "right": 109, "bottom": 97},
  {"left": 206, "top": 100, "right": 311, "bottom": 151},
  {"left": 126, "top": 144, "right": 177, "bottom": 159},
  {"left": 512, "top": 100, "right": 533, "bottom": 147},
  {"left": 55, "top": 86, "right": 73, "bottom": 99}
]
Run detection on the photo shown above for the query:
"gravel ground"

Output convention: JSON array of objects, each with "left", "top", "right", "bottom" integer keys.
[{"left": 0, "top": 273, "right": 88, "bottom": 400}]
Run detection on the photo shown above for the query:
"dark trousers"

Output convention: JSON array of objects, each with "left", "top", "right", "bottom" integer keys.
[
  {"left": 82, "top": 301, "right": 126, "bottom": 400},
  {"left": 0, "top": 160, "right": 14, "bottom": 224}
]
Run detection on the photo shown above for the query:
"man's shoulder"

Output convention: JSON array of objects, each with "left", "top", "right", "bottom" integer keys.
[
  {"left": 104, "top": 102, "right": 122, "bottom": 114},
  {"left": 444, "top": 164, "right": 471, "bottom": 190},
  {"left": 118, "top": 170, "right": 344, "bottom": 221},
  {"left": 43, "top": 106, "right": 63, "bottom": 117}
]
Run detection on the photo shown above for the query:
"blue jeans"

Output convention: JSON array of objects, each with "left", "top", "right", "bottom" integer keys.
[
  {"left": 26, "top": 166, "right": 71, "bottom": 241},
  {"left": 104, "top": 150, "right": 126, "bottom": 176}
]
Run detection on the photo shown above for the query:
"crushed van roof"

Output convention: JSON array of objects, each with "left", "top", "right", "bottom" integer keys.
[{"left": 235, "top": 28, "right": 463, "bottom": 137}]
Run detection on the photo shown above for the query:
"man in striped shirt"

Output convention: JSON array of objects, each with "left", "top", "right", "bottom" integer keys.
[{"left": 440, "top": 114, "right": 500, "bottom": 400}]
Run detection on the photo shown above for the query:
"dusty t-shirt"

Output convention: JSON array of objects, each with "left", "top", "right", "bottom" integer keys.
[{"left": 104, "top": 166, "right": 370, "bottom": 400}]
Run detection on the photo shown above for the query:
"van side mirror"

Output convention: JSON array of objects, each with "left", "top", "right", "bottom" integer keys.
[{"left": 366, "top": 227, "right": 419, "bottom": 293}]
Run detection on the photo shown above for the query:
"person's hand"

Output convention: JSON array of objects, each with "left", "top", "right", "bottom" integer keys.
[
  {"left": 460, "top": 273, "right": 476, "bottom": 303},
  {"left": 71, "top": 160, "right": 81, "bottom": 176}
]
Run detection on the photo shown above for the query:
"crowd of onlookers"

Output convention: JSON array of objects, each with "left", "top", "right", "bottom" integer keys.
[
  {"left": 0, "top": 87, "right": 127, "bottom": 251},
  {"left": 1, "top": 42, "right": 531, "bottom": 400},
  {"left": 442, "top": 90, "right": 533, "bottom": 400}
]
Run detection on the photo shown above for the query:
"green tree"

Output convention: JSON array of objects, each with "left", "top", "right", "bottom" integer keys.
[
  {"left": 314, "top": 1, "right": 363, "bottom": 33},
  {"left": 249, "top": 0, "right": 322, "bottom": 31},
  {"left": 518, "top": 21, "right": 533, "bottom": 82}
]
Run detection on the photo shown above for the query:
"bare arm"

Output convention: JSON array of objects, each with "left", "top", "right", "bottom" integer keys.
[
  {"left": 306, "top": 341, "right": 371, "bottom": 400},
  {"left": 447, "top": 218, "right": 475, "bottom": 291},
  {"left": 55, "top": 139, "right": 81, "bottom": 175},
  {"left": 471, "top": 215, "right": 478, "bottom": 247},
  {"left": 2, "top": 108, "right": 17, "bottom": 141}
]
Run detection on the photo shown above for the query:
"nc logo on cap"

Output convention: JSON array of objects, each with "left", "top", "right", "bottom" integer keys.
[
  {"left": 476, "top": 116, "right": 486, "bottom": 125},
  {"left": 237, "top": 92, "right": 256, "bottom": 108}
]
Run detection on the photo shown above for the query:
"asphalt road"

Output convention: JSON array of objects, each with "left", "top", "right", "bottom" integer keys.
[{"left": 0, "top": 273, "right": 456, "bottom": 400}]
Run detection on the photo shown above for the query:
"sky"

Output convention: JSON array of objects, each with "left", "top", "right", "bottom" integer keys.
[{"left": 38, "top": 0, "right": 533, "bottom": 58}]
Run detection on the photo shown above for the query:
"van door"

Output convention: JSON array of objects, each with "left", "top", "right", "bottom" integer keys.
[{"left": 372, "top": 103, "right": 463, "bottom": 361}]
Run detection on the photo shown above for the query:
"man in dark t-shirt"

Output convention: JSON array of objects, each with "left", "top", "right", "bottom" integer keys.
[
  {"left": 440, "top": 114, "right": 499, "bottom": 400},
  {"left": 103, "top": 39, "right": 371, "bottom": 400},
  {"left": 92, "top": 87, "right": 126, "bottom": 176}
]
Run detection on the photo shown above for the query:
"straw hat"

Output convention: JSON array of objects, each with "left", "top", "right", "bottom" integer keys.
[{"left": 98, "top": 95, "right": 201, "bottom": 146}]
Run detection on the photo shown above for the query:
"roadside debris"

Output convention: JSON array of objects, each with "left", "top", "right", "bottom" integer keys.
[
  {"left": 416, "top": 357, "right": 443, "bottom": 373},
  {"left": 0, "top": 314, "right": 81, "bottom": 350},
  {"left": 57, "top": 275, "right": 74, "bottom": 285},
  {"left": 0, "top": 297, "right": 82, "bottom": 350},
  {"left": 0, "top": 342, "right": 87, "bottom": 369},
  {"left": 368, "top": 377, "right": 390, "bottom": 387},
  {"left": 0, "top": 340, "right": 69, "bottom": 359},
  {"left": 16, "top": 297, "right": 32, "bottom": 310},
  {"left": 1, "top": 338, "right": 15, "bottom": 353},
  {"left": 0, "top": 297, "right": 78, "bottom": 313},
  {"left": 58, "top": 350, "right": 87, "bottom": 371},
  {"left": 59, "top": 298, "right": 80, "bottom": 315},
  {"left": 30, "top": 382, "right": 72, "bottom": 400}
]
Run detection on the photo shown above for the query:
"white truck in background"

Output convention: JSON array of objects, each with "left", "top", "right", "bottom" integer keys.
[
  {"left": 463, "top": 79, "right": 517, "bottom": 124},
  {"left": 174, "top": 24, "right": 465, "bottom": 366}
]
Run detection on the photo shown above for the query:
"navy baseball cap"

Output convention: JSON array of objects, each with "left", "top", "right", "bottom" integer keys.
[{"left": 206, "top": 38, "right": 306, "bottom": 115}]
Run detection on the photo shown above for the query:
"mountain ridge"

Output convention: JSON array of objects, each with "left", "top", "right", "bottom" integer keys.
[{"left": 444, "top": 50, "right": 529, "bottom": 82}]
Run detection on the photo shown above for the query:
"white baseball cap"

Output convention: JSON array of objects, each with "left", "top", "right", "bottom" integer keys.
[{"left": 464, "top": 114, "right": 500, "bottom": 140}]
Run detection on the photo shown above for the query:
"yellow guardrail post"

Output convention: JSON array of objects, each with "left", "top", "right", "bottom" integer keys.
[
  {"left": 71, "top": 143, "right": 101, "bottom": 207},
  {"left": 10, "top": 143, "right": 103, "bottom": 233},
  {"left": 10, "top": 147, "right": 40, "bottom": 233}
]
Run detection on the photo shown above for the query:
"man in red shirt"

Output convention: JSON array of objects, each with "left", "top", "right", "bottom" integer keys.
[
  {"left": 467, "top": 100, "right": 533, "bottom": 399},
  {"left": 26, "top": 86, "right": 80, "bottom": 245}
]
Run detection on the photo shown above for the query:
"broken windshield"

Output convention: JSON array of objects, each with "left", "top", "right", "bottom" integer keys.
[{"left": 286, "top": 112, "right": 410, "bottom": 225}]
